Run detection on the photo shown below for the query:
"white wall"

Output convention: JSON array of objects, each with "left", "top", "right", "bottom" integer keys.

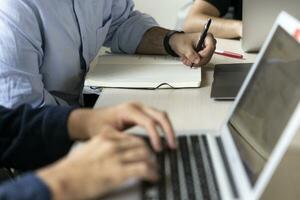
[{"left": 133, "top": 0, "right": 192, "bottom": 29}]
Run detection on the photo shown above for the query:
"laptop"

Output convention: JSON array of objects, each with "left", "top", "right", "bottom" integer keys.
[
  {"left": 211, "top": 63, "right": 252, "bottom": 100},
  {"left": 242, "top": 0, "right": 300, "bottom": 52},
  {"left": 105, "top": 12, "right": 300, "bottom": 200}
]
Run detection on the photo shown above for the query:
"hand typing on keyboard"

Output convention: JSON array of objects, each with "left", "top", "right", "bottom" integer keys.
[
  {"left": 69, "top": 102, "right": 176, "bottom": 152},
  {"left": 38, "top": 132, "right": 158, "bottom": 200}
]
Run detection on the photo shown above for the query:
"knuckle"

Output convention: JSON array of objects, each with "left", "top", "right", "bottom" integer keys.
[
  {"left": 126, "top": 101, "right": 142, "bottom": 109},
  {"left": 160, "top": 111, "right": 168, "bottom": 119},
  {"left": 137, "top": 137, "right": 146, "bottom": 145},
  {"left": 105, "top": 141, "right": 117, "bottom": 152},
  {"left": 139, "top": 163, "right": 150, "bottom": 174},
  {"left": 185, "top": 52, "right": 194, "bottom": 59},
  {"left": 125, "top": 102, "right": 135, "bottom": 108},
  {"left": 121, "top": 102, "right": 132, "bottom": 108},
  {"left": 96, "top": 134, "right": 105, "bottom": 141},
  {"left": 146, "top": 119, "right": 156, "bottom": 128},
  {"left": 100, "top": 126, "right": 113, "bottom": 134},
  {"left": 118, "top": 103, "right": 135, "bottom": 114},
  {"left": 131, "top": 136, "right": 145, "bottom": 146},
  {"left": 139, "top": 148, "right": 149, "bottom": 158}
]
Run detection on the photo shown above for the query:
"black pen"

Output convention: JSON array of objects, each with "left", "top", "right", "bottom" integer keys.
[{"left": 191, "top": 18, "right": 212, "bottom": 67}]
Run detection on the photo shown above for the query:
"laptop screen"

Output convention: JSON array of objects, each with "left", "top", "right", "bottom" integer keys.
[{"left": 228, "top": 26, "right": 300, "bottom": 186}]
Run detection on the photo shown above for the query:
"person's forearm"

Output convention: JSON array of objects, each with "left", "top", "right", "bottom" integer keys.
[
  {"left": 67, "top": 108, "right": 95, "bottom": 140},
  {"left": 184, "top": 14, "right": 242, "bottom": 39},
  {"left": 135, "top": 27, "right": 169, "bottom": 55}
]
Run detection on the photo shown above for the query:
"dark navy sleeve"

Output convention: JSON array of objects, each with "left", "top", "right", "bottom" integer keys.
[
  {"left": 204, "top": 0, "right": 231, "bottom": 16},
  {"left": 0, "top": 105, "right": 75, "bottom": 170},
  {"left": 0, "top": 173, "right": 51, "bottom": 200}
]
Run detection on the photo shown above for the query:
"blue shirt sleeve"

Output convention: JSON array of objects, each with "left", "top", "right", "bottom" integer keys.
[
  {"left": 104, "top": 0, "right": 159, "bottom": 54},
  {"left": 0, "top": 173, "right": 50, "bottom": 200}
]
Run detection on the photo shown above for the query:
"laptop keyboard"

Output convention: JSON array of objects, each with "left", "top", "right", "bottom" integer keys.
[{"left": 141, "top": 135, "right": 221, "bottom": 200}]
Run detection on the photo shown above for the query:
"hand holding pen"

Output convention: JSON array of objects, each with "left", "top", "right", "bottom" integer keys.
[
  {"left": 191, "top": 18, "right": 212, "bottom": 67},
  {"left": 167, "top": 18, "right": 241, "bottom": 67},
  {"left": 165, "top": 19, "right": 216, "bottom": 67},
  {"left": 189, "top": 18, "right": 243, "bottom": 67}
]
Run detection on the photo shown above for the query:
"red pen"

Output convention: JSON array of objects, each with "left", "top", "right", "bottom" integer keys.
[{"left": 214, "top": 49, "right": 243, "bottom": 59}]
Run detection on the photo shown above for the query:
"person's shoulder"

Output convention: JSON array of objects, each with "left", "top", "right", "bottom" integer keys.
[
  {"left": 0, "top": 0, "right": 39, "bottom": 20},
  {"left": 0, "top": 0, "right": 43, "bottom": 57},
  {"left": 0, "top": 0, "right": 42, "bottom": 36}
]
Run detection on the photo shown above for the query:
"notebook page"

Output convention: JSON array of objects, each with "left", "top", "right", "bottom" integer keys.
[
  {"left": 96, "top": 54, "right": 181, "bottom": 65},
  {"left": 86, "top": 54, "right": 201, "bottom": 89}
]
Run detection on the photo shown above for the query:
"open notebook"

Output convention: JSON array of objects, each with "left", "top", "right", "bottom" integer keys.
[{"left": 85, "top": 54, "right": 202, "bottom": 89}]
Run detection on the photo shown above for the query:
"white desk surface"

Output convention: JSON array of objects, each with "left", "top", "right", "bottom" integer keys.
[
  {"left": 94, "top": 38, "right": 300, "bottom": 199},
  {"left": 95, "top": 39, "right": 256, "bottom": 132}
]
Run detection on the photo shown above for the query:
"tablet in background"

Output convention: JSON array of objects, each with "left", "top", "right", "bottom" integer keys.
[{"left": 211, "top": 63, "right": 252, "bottom": 100}]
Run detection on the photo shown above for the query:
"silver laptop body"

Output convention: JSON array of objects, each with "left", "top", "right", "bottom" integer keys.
[
  {"left": 104, "top": 12, "right": 300, "bottom": 200},
  {"left": 242, "top": 0, "right": 300, "bottom": 52}
]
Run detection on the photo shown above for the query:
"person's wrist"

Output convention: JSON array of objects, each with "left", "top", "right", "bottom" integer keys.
[
  {"left": 169, "top": 32, "right": 180, "bottom": 55},
  {"left": 37, "top": 163, "right": 72, "bottom": 200},
  {"left": 67, "top": 109, "right": 92, "bottom": 140},
  {"left": 163, "top": 30, "right": 184, "bottom": 57}
]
